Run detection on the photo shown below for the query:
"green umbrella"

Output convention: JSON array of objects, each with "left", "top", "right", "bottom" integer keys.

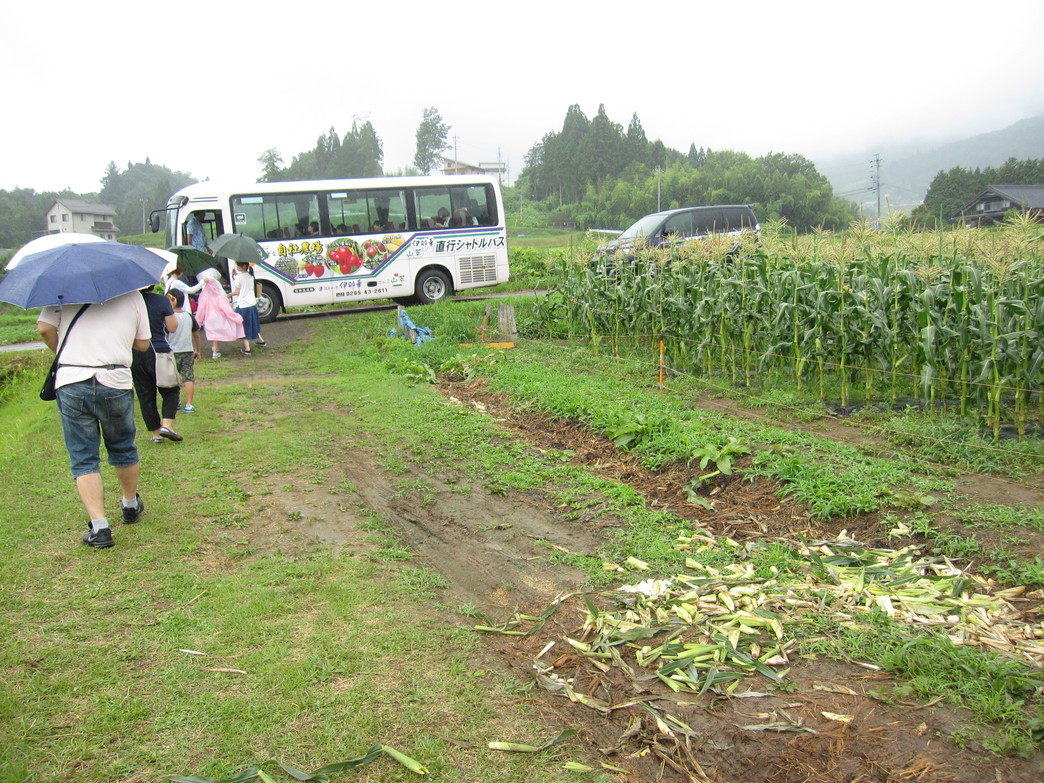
[
  {"left": 210, "top": 233, "right": 267, "bottom": 264},
  {"left": 167, "top": 245, "right": 219, "bottom": 278}
]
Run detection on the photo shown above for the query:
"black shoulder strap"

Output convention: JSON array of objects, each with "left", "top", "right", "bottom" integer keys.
[{"left": 54, "top": 304, "right": 91, "bottom": 363}]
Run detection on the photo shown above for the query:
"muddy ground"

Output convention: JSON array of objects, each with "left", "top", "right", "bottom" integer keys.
[{"left": 227, "top": 316, "right": 1044, "bottom": 783}]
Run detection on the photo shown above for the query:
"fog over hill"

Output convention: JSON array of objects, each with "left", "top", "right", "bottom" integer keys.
[{"left": 815, "top": 114, "right": 1044, "bottom": 217}]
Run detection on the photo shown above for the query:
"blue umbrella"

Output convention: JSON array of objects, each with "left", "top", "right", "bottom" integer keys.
[{"left": 0, "top": 241, "right": 167, "bottom": 309}]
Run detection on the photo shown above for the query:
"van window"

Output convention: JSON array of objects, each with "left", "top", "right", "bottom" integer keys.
[
  {"left": 619, "top": 213, "right": 667, "bottom": 241},
  {"left": 692, "top": 208, "right": 725, "bottom": 235},
  {"left": 722, "top": 207, "right": 757, "bottom": 231},
  {"left": 662, "top": 211, "right": 695, "bottom": 238},
  {"left": 181, "top": 210, "right": 224, "bottom": 246}
]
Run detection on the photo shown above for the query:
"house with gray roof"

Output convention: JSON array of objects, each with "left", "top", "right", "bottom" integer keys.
[
  {"left": 953, "top": 185, "right": 1044, "bottom": 226},
  {"left": 45, "top": 199, "right": 119, "bottom": 239}
]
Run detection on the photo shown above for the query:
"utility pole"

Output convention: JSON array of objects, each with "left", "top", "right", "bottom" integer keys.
[
  {"left": 870, "top": 154, "right": 882, "bottom": 227},
  {"left": 655, "top": 167, "right": 662, "bottom": 211}
]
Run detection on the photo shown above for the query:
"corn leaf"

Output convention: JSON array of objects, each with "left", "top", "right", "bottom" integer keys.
[{"left": 279, "top": 744, "right": 384, "bottom": 780}]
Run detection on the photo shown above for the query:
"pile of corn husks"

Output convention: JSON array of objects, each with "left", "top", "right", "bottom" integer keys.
[{"left": 484, "top": 529, "right": 1044, "bottom": 711}]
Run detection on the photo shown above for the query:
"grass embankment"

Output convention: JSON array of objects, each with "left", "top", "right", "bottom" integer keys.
[{"left": 505, "top": 228, "right": 587, "bottom": 249}]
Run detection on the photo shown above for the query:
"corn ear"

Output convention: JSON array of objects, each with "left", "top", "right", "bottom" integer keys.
[
  {"left": 380, "top": 745, "right": 429, "bottom": 775},
  {"left": 488, "top": 741, "right": 541, "bottom": 752}
]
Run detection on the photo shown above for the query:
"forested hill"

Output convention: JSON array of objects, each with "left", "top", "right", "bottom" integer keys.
[
  {"left": 518, "top": 104, "right": 856, "bottom": 232},
  {"left": 816, "top": 114, "right": 1044, "bottom": 213},
  {"left": 0, "top": 160, "right": 194, "bottom": 250}
]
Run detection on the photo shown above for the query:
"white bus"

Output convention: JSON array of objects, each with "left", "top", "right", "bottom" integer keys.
[{"left": 151, "top": 174, "right": 509, "bottom": 322}]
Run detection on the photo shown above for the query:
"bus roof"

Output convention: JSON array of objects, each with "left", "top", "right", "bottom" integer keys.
[{"left": 169, "top": 174, "right": 502, "bottom": 203}]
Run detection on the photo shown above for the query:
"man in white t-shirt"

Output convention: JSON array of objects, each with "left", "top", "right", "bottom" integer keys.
[{"left": 37, "top": 291, "right": 151, "bottom": 549}]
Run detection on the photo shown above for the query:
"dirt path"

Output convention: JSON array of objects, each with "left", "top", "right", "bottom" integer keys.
[{"left": 221, "top": 317, "right": 1044, "bottom": 783}]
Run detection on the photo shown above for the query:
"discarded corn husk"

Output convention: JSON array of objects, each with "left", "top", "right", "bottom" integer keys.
[{"left": 492, "top": 529, "right": 1044, "bottom": 727}]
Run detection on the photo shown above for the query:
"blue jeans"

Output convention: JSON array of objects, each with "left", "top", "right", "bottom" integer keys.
[{"left": 56, "top": 378, "right": 139, "bottom": 478}]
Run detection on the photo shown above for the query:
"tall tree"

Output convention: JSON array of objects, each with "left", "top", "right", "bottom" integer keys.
[
  {"left": 314, "top": 127, "right": 340, "bottom": 177},
  {"left": 336, "top": 120, "right": 384, "bottom": 178},
  {"left": 558, "top": 104, "right": 591, "bottom": 202},
  {"left": 587, "top": 104, "right": 624, "bottom": 184},
  {"left": 0, "top": 188, "right": 58, "bottom": 248},
  {"left": 258, "top": 148, "right": 284, "bottom": 182},
  {"left": 100, "top": 162, "right": 124, "bottom": 205},
  {"left": 356, "top": 121, "right": 384, "bottom": 176},
  {"left": 413, "top": 107, "right": 450, "bottom": 174}
]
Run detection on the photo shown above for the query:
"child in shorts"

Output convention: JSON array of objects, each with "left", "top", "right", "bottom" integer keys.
[{"left": 167, "top": 289, "right": 202, "bottom": 412}]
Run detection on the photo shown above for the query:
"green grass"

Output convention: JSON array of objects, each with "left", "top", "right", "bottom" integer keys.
[
  {"left": 116, "top": 231, "right": 167, "bottom": 249},
  {"left": 799, "top": 611, "right": 1044, "bottom": 756},
  {"left": 1, "top": 296, "right": 1042, "bottom": 777},
  {"left": 893, "top": 512, "right": 1044, "bottom": 589},
  {"left": 0, "top": 316, "right": 605, "bottom": 783},
  {"left": 504, "top": 227, "right": 587, "bottom": 249},
  {"left": 0, "top": 310, "right": 42, "bottom": 345}
]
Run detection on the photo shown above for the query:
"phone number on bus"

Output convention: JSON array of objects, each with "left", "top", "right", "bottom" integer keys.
[{"left": 335, "top": 288, "right": 389, "bottom": 298}]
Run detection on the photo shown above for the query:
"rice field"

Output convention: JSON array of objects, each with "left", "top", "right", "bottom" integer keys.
[{"left": 532, "top": 215, "right": 1044, "bottom": 440}]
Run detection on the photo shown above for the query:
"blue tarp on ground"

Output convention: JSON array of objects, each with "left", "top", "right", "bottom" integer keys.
[{"left": 388, "top": 308, "right": 432, "bottom": 345}]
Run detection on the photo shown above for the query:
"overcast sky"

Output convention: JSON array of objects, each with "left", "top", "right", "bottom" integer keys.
[{"left": 5, "top": 0, "right": 1043, "bottom": 195}]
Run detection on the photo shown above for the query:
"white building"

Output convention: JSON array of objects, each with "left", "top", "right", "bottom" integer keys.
[
  {"left": 45, "top": 199, "right": 119, "bottom": 239},
  {"left": 442, "top": 157, "right": 508, "bottom": 184}
]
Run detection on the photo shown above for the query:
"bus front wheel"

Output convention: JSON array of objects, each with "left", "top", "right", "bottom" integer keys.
[
  {"left": 415, "top": 269, "right": 452, "bottom": 305},
  {"left": 257, "top": 282, "right": 282, "bottom": 323}
]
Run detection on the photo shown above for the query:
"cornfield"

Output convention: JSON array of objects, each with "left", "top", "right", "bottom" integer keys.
[{"left": 533, "top": 216, "right": 1044, "bottom": 440}]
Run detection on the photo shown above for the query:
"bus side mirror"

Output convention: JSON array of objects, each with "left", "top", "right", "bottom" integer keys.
[{"left": 149, "top": 212, "right": 161, "bottom": 233}]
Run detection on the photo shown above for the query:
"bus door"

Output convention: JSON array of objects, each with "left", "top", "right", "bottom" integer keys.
[{"left": 181, "top": 209, "right": 225, "bottom": 249}]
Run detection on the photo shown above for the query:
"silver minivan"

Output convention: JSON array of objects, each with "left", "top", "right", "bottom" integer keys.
[{"left": 597, "top": 204, "right": 759, "bottom": 263}]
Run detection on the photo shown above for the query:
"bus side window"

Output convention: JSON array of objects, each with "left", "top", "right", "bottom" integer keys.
[{"left": 413, "top": 188, "right": 453, "bottom": 231}]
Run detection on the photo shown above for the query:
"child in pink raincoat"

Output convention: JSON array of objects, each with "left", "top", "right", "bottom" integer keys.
[{"left": 194, "top": 269, "right": 244, "bottom": 358}]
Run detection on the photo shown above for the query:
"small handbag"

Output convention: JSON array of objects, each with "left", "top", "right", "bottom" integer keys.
[
  {"left": 39, "top": 362, "right": 60, "bottom": 401},
  {"left": 154, "top": 350, "right": 181, "bottom": 388},
  {"left": 40, "top": 305, "right": 91, "bottom": 401}
]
